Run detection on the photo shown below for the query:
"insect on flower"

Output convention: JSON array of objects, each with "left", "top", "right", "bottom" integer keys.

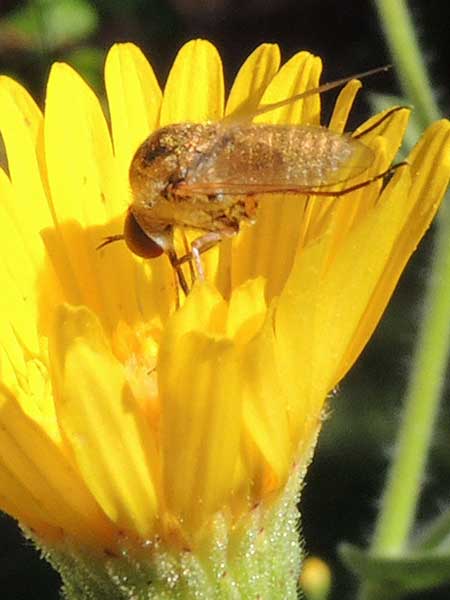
[{"left": 99, "top": 66, "right": 406, "bottom": 295}]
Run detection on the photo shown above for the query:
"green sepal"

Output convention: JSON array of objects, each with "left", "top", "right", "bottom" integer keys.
[
  {"left": 340, "top": 542, "right": 450, "bottom": 596},
  {"left": 25, "top": 469, "right": 305, "bottom": 599}
]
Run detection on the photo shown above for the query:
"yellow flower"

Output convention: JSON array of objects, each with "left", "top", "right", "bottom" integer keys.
[{"left": 0, "top": 39, "right": 449, "bottom": 570}]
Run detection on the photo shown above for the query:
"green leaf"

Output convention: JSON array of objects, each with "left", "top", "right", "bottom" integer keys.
[
  {"left": 412, "top": 506, "right": 450, "bottom": 553},
  {"left": 340, "top": 542, "right": 450, "bottom": 595},
  {"left": 1, "top": 0, "right": 98, "bottom": 51},
  {"left": 42, "top": 0, "right": 98, "bottom": 47}
]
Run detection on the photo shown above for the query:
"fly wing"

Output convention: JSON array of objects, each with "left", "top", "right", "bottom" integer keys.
[{"left": 178, "top": 123, "right": 374, "bottom": 195}]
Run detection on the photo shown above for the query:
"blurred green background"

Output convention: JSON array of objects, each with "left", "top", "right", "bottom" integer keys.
[{"left": 0, "top": 1, "right": 449, "bottom": 599}]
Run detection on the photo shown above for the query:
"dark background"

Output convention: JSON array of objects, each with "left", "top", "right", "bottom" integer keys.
[{"left": 0, "top": 1, "right": 449, "bottom": 599}]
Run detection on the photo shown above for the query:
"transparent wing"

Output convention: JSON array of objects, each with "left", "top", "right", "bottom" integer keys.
[{"left": 176, "top": 123, "right": 374, "bottom": 195}]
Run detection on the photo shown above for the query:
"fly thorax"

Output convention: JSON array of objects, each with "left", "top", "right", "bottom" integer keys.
[{"left": 129, "top": 123, "right": 218, "bottom": 209}]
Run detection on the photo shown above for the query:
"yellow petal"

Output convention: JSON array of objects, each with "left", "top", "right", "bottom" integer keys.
[
  {"left": 225, "top": 43, "right": 280, "bottom": 117},
  {"left": 104, "top": 44, "right": 177, "bottom": 325},
  {"left": 0, "top": 76, "right": 50, "bottom": 244},
  {"left": 105, "top": 43, "right": 162, "bottom": 180},
  {"left": 159, "top": 331, "right": 240, "bottom": 534},
  {"left": 335, "top": 119, "right": 450, "bottom": 383},
  {"left": 274, "top": 237, "right": 332, "bottom": 441},
  {"left": 0, "top": 175, "right": 41, "bottom": 356},
  {"left": 49, "top": 304, "right": 159, "bottom": 537},
  {"left": 240, "top": 313, "right": 292, "bottom": 494},
  {"left": 165, "top": 282, "right": 228, "bottom": 338},
  {"left": 45, "top": 62, "right": 146, "bottom": 329},
  {"left": 0, "top": 325, "right": 26, "bottom": 390},
  {"left": 314, "top": 177, "right": 411, "bottom": 389},
  {"left": 0, "top": 78, "right": 65, "bottom": 327},
  {"left": 275, "top": 161, "right": 410, "bottom": 408},
  {"left": 328, "top": 80, "right": 362, "bottom": 133},
  {"left": 0, "top": 384, "right": 115, "bottom": 546},
  {"left": 254, "top": 51, "right": 322, "bottom": 125},
  {"left": 226, "top": 277, "right": 267, "bottom": 343},
  {"left": 157, "top": 286, "right": 239, "bottom": 532},
  {"left": 159, "top": 39, "right": 224, "bottom": 125}
]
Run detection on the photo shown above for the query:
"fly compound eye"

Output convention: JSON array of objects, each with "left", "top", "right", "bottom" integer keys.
[{"left": 124, "top": 211, "right": 164, "bottom": 259}]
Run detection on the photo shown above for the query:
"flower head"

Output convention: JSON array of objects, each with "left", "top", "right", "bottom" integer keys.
[{"left": 0, "top": 40, "right": 449, "bottom": 559}]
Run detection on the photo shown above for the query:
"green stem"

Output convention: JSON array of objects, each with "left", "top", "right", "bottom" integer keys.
[
  {"left": 361, "top": 197, "right": 450, "bottom": 600},
  {"left": 374, "top": 0, "right": 440, "bottom": 128},
  {"left": 360, "top": 2, "right": 450, "bottom": 599},
  {"left": 30, "top": 0, "right": 49, "bottom": 78}
]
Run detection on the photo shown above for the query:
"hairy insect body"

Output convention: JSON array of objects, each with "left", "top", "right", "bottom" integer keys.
[
  {"left": 130, "top": 124, "right": 252, "bottom": 250},
  {"left": 129, "top": 121, "right": 372, "bottom": 257}
]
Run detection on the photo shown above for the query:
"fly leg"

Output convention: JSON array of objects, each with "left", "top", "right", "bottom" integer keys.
[
  {"left": 175, "top": 226, "right": 239, "bottom": 283},
  {"left": 181, "top": 228, "right": 196, "bottom": 286},
  {"left": 167, "top": 249, "right": 190, "bottom": 297},
  {"left": 191, "top": 232, "right": 224, "bottom": 281},
  {"left": 352, "top": 106, "right": 408, "bottom": 140}
]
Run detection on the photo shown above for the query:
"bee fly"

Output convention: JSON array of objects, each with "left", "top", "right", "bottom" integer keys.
[{"left": 99, "top": 65, "right": 406, "bottom": 296}]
